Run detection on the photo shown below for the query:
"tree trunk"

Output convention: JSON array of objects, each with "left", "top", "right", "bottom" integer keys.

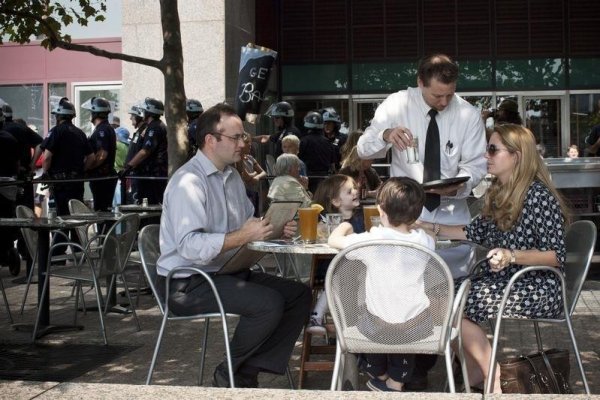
[{"left": 160, "top": 0, "right": 188, "bottom": 176}]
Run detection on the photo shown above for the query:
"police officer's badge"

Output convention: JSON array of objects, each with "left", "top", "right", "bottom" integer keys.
[{"left": 148, "top": 131, "right": 154, "bottom": 138}]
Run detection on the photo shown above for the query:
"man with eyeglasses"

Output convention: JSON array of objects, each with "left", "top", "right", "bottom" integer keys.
[
  {"left": 357, "top": 53, "right": 486, "bottom": 391},
  {"left": 157, "top": 103, "right": 311, "bottom": 389}
]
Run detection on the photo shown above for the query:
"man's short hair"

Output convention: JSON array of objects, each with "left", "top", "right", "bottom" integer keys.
[
  {"left": 196, "top": 103, "right": 238, "bottom": 149},
  {"left": 376, "top": 177, "right": 425, "bottom": 226},
  {"left": 418, "top": 54, "right": 459, "bottom": 86}
]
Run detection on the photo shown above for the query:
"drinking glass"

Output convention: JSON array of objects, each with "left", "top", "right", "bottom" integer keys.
[
  {"left": 363, "top": 205, "right": 379, "bottom": 231},
  {"left": 298, "top": 208, "right": 319, "bottom": 243},
  {"left": 406, "top": 137, "right": 419, "bottom": 164},
  {"left": 326, "top": 213, "right": 343, "bottom": 236}
]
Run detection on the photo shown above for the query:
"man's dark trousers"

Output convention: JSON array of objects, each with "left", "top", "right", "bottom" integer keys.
[{"left": 159, "top": 269, "right": 312, "bottom": 375}]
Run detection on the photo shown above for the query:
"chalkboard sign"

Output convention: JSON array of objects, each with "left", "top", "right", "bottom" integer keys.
[{"left": 234, "top": 44, "right": 278, "bottom": 121}]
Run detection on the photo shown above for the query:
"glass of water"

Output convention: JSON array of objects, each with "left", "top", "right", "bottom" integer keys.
[
  {"left": 406, "top": 137, "right": 419, "bottom": 164},
  {"left": 325, "top": 213, "right": 344, "bottom": 236}
]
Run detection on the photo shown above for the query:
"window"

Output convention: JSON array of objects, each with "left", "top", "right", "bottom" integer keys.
[{"left": 0, "top": 84, "right": 44, "bottom": 134}]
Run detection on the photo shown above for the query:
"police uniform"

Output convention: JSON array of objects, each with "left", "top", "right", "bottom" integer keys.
[
  {"left": 3, "top": 120, "right": 42, "bottom": 209},
  {"left": 187, "top": 117, "right": 199, "bottom": 159},
  {"left": 124, "top": 123, "right": 146, "bottom": 203},
  {"left": 328, "top": 131, "right": 348, "bottom": 170},
  {"left": 41, "top": 121, "right": 93, "bottom": 216},
  {"left": 0, "top": 129, "right": 20, "bottom": 264},
  {"left": 88, "top": 120, "right": 117, "bottom": 211},
  {"left": 136, "top": 119, "right": 168, "bottom": 204},
  {"left": 299, "top": 130, "right": 335, "bottom": 193}
]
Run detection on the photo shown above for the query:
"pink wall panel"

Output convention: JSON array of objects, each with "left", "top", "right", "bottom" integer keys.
[{"left": 0, "top": 38, "right": 122, "bottom": 84}]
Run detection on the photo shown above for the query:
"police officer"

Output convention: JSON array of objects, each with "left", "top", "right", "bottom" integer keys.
[
  {"left": 298, "top": 111, "right": 335, "bottom": 193},
  {"left": 0, "top": 107, "right": 21, "bottom": 275},
  {"left": 321, "top": 108, "right": 347, "bottom": 171},
  {"left": 255, "top": 101, "right": 302, "bottom": 157},
  {"left": 186, "top": 98, "right": 203, "bottom": 158},
  {"left": 1, "top": 104, "right": 43, "bottom": 209},
  {"left": 123, "top": 104, "right": 146, "bottom": 204},
  {"left": 123, "top": 97, "right": 168, "bottom": 205},
  {"left": 81, "top": 97, "right": 117, "bottom": 212},
  {"left": 40, "top": 97, "right": 94, "bottom": 215}
]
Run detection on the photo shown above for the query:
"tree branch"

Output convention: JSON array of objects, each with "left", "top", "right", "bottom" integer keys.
[
  {"left": 53, "top": 40, "right": 162, "bottom": 70},
  {"left": 0, "top": 6, "right": 163, "bottom": 70}
]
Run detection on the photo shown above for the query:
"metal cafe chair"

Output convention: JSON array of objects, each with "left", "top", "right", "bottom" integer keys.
[
  {"left": 325, "top": 239, "right": 471, "bottom": 392},
  {"left": 138, "top": 224, "right": 236, "bottom": 387},
  {"left": 16, "top": 205, "right": 77, "bottom": 314},
  {"left": 32, "top": 213, "right": 141, "bottom": 344},
  {"left": 485, "top": 220, "right": 595, "bottom": 394},
  {"left": 139, "top": 225, "right": 296, "bottom": 389}
]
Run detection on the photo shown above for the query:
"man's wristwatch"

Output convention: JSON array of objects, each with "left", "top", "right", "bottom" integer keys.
[{"left": 509, "top": 249, "right": 516, "bottom": 263}]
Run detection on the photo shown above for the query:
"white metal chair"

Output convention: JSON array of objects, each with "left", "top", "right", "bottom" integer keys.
[
  {"left": 16, "top": 205, "right": 75, "bottom": 314},
  {"left": 139, "top": 225, "right": 236, "bottom": 387},
  {"left": 32, "top": 213, "right": 141, "bottom": 344},
  {"left": 485, "top": 220, "right": 595, "bottom": 394},
  {"left": 325, "top": 239, "right": 471, "bottom": 392}
]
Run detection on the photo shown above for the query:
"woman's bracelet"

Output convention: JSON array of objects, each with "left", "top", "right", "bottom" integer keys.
[{"left": 433, "top": 223, "right": 441, "bottom": 236}]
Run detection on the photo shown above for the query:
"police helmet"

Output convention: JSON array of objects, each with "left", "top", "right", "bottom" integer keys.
[
  {"left": 322, "top": 109, "right": 341, "bottom": 124},
  {"left": 303, "top": 111, "right": 323, "bottom": 129},
  {"left": 141, "top": 97, "right": 165, "bottom": 116},
  {"left": 81, "top": 96, "right": 111, "bottom": 113},
  {"left": 128, "top": 104, "right": 144, "bottom": 118},
  {"left": 51, "top": 97, "right": 76, "bottom": 116},
  {"left": 186, "top": 99, "right": 203, "bottom": 113},
  {"left": 268, "top": 101, "right": 294, "bottom": 118},
  {"left": 1, "top": 104, "right": 13, "bottom": 118}
]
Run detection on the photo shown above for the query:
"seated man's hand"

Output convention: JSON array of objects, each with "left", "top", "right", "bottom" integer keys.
[
  {"left": 241, "top": 217, "right": 273, "bottom": 241},
  {"left": 282, "top": 220, "right": 297, "bottom": 239}
]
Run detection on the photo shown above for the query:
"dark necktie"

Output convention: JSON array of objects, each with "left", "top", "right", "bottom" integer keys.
[{"left": 424, "top": 109, "right": 440, "bottom": 211}]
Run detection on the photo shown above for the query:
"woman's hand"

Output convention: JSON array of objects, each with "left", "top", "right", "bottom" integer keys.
[{"left": 487, "top": 248, "right": 512, "bottom": 272}]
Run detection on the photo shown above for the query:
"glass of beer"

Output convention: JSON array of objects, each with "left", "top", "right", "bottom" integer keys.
[
  {"left": 298, "top": 207, "right": 319, "bottom": 243},
  {"left": 363, "top": 205, "right": 379, "bottom": 231}
]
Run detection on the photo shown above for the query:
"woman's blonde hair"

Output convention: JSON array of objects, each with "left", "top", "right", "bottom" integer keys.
[
  {"left": 340, "top": 130, "right": 363, "bottom": 161},
  {"left": 281, "top": 134, "right": 300, "bottom": 153},
  {"left": 341, "top": 146, "right": 362, "bottom": 171},
  {"left": 483, "top": 124, "right": 569, "bottom": 231}
]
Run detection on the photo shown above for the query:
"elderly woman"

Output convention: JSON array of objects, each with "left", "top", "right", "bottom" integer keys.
[
  {"left": 339, "top": 145, "right": 382, "bottom": 198},
  {"left": 267, "top": 153, "right": 312, "bottom": 207},
  {"left": 420, "top": 124, "right": 568, "bottom": 393}
]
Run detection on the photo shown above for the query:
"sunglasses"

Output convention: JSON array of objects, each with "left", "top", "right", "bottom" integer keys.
[{"left": 486, "top": 143, "right": 510, "bottom": 156}]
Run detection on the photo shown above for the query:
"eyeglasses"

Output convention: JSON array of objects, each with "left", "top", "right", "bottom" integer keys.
[
  {"left": 486, "top": 143, "right": 510, "bottom": 156},
  {"left": 216, "top": 132, "right": 249, "bottom": 143}
]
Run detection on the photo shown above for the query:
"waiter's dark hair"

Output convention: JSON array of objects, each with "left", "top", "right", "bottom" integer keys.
[
  {"left": 418, "top": 54, "right": 459, "bottom": 86},
  {"left": 196, "top": 102, "right": 238, "bottom": 149}
]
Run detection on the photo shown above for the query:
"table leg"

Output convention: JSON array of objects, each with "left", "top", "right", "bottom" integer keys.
[{"left": 298, "top": 254, "right": 336, "bottom": 389}]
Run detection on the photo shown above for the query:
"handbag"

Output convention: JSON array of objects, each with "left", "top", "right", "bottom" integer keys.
[{"left": 500, "top": 348, "right": 572, "bottom": 394}]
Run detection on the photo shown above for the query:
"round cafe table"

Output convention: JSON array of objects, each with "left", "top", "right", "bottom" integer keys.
[{"left": 0, "top": 217, "right": 88, "bottom": 337}]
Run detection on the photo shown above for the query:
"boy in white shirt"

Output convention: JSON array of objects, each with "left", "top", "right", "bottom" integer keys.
[{"left": 328, "top": 177, "right": 435, "bottom": 392}]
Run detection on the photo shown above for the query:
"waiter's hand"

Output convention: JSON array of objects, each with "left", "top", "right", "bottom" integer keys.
[
  {"left": 240, "top": 217, "right": 273, "bottom": 241},
  {"left": 383, "top": 127, "right": 413, "bottom": 151},
  {"left": 425, "top": 182, "right": 465, "bottom": 197},
  {"left": 282, "top": 220, "right": 297, "bottom": 239}
]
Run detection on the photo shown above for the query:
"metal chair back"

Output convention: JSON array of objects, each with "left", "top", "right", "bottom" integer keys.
[
  {"left": 68, "top": 198, "right": 96, "bottom": 245},
  {"left": 325, "top": 239, "right": 454, "bottom": 355},
  {"left": 563, "top": 220, "right": 596, "bottom": 316},
  {"left": 96, "top": 213, "right": 140, "bottom": 278},
  {"left": 138, "top": 224, "right": 164, "bottom": 314}
]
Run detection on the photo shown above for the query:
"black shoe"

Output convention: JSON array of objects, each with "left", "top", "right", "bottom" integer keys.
[
  {"left": 404, "top": 375, "right": 428, "bottom": 391},
  {"left": 212, "top": 363, "right": 258, "bottom": 388}
]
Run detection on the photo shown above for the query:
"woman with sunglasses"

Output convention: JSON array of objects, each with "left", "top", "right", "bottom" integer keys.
[{"left": 419, "top": 124, "right": 569, "bottom": 392}]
